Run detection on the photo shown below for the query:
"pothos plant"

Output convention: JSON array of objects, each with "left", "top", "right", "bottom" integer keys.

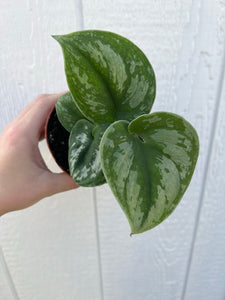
[{"left": 46, "top": 30, "right": 199, "bottom": 235}]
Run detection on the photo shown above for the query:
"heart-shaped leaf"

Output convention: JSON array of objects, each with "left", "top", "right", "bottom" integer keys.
[
  {"left": 53, "top": 30, "right": 156, "bottom": 124},
  {"left": 100, "top": 112, "right": 199, "bottom": 234},
  {"left": 69, "top": 119, "right": 109, "bottom": 186},
  {"left": 55, "top": 92, "right": 84, "bottom": 132}
]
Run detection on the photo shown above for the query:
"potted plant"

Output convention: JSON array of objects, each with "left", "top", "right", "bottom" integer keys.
[{"left": 46, "top": 30, "right": 199, "bottom": 235}]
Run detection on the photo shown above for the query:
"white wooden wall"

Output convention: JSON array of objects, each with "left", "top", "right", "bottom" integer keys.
[{"left": 0, "top": 1, "right": 225, "bottom": 299}]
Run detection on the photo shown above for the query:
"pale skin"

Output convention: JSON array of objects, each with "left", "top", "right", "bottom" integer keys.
[{"left": 0, "top": 93, "right": 79, "bottom": 216}]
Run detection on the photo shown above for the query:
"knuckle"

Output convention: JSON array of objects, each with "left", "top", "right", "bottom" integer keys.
[
  {"left": 36, "top": 94, "right": 49, "bottom": 102},
  {"left": 2, "top": 122, "right": 24, "bottom": 148}
]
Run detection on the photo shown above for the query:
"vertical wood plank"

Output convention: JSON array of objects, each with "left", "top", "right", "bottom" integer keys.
[
  {"left": 82, "top": 0, "right": 225, "bottom": 299},
  {"left": 0, "top": 0, "right": 80, "bottom": 132},
  {"left": 0, "top": 1, "right": 101, "bottom": 299},
  {"left": 184, "top": 55, "right": 225, "bottom": 300}
]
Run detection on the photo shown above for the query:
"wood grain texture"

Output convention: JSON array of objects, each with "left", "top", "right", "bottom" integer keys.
[
  {"left": 0, "top": 141, "right": 102, "bottom": 300},
  {"left": 0, "top": 247, "right": 18, "bottom": 300},
  {"left": 0, "top": 1, "right": 101, "bottom": 300},
  {"left": 0, "top": 0, "right": 79, "bottom": 133},
  {"left": 0, "top": 0, "right": 225, "bottom": 299},
  {"left": 184, "top": 43, "right": 225, "bottom": 300},
  {"left": 82, "top": 0, "right": 225, "bottom": 299}
]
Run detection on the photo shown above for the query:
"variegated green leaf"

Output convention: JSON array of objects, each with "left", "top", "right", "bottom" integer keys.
[
  {"left": 100, "top": 112, "right": 199, "bottom": 234},
  {"left": 55, "top": 92, "right": 84, "bottom": 132},
  {"left": 69, "top": 119, "right": 109, "bottom": 186},
  {"left": 53, "top": 30, "right": 156, "bottom": 124}
]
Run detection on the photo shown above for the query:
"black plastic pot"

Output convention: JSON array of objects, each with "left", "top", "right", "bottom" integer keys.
[{"left": 45, "top": 105, "right": 70, "bottom": 174}]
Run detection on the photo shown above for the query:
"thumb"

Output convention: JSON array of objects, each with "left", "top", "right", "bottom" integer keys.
[{"left": 46, "top": 172, "right": 79, "bottom": 196}]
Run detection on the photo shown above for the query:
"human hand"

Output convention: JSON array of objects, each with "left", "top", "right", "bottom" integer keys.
[{"left": 0, "top": 93, "right": 79, "bottom": 216}]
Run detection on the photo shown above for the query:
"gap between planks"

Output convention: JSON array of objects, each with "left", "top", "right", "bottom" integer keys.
[
  {"left": 73, "top": 0, "right": 84, "bottom": 30},
  {"left": 0, "top": 246, "right": 19, "bottom": 300},
  {"left": 93, "top": 188, "right": 105, "bottom": 300},
  {"left": 73, "top": 1, "right": 104, "bottom": 298}
]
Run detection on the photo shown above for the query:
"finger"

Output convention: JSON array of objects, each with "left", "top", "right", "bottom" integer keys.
[
  {"left": 16, "top": 93, "right": 57, "bottom": 122},
  {"left": 19, "top": 92, "right": 68, "bottom": 141}
]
